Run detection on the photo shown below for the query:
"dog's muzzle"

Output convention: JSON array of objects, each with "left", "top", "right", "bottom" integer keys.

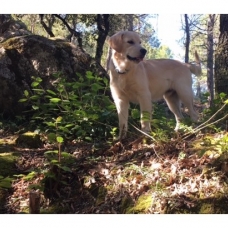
[{"left": 127, "top": 48, "right": 147, "bottom": 63}]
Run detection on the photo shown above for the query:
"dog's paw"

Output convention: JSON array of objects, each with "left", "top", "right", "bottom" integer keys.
[{"left": 113, "top": 131, "right": 127, "bottom": 142}]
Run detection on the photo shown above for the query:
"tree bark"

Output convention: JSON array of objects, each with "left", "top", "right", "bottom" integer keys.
[
  {"left": 95, "top": 14, "right": 110, "bottom": 64},
  {"left": 127, "top": 14, "right": 134, "bottom": 31},
  {"left": 105, "top": 46, "right": 112, "bottom": 71},
  {"left": 207, "top": 14, "right": 215, "bottom": 106},
  {"left": 184, "top": 14, "right": 190, "bottom": 63},
  {"left": 214, "top": 14, "right": 228, "bottom": 95}
]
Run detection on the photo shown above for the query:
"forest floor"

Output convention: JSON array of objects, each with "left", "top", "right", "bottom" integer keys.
[{"left": 1, "top": 129, "right": 228, "bottom": 214}]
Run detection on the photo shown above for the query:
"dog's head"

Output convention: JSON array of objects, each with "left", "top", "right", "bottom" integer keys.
[{"left": 109, "top": 31, "right": 147, "bottom": 64}]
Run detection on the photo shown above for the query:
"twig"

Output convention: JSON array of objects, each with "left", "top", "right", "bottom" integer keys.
[
  {"left": 194, "top": 102, "right": 227, "bottom": 131},
  {"left": 179, "top": 102, "right": 227, "bottom": 141},
  {"left": 181, "top": 113, "right": 228, "bottom": 141},
  {"left": 151, "top": 144, "right": 162, "bottom": 160},
  {"left": 130, "top": 123, "right": 157, "bottom": 142}
]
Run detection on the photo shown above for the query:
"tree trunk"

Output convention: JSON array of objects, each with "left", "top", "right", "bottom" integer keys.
[
  {"left": 47, "top": 15, "right": 55, "bottom": 30},
  {"left": 105, "top": 46, "right": 112, "bottom": 71},
  {"left": 53, "top": 14, "right": 83, "bottom": 48},
  {"left": 95, "top": 14, "right": 110, "bottom": 64},
  {"left": 127, "top": 14, "right": 134, "bottom": 31},
  {"left": 214, "top": 14, "right": 228, "bottom": 95},
  {"left": 39, "top": 14, "right": 55, "bottom": 37},
  {"left": 184, "top": 14, "right": 190, "bottom": 63},
  {"left": 29, "top": 15, "right": 37, "bottom": 34},
  {"left": 207, "top": 14, "right": 215, "bottom": 106}
]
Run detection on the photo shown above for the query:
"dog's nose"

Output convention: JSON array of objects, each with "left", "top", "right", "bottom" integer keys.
[{"left": 140, "top": 48, "right": 147, "bottom": 56}]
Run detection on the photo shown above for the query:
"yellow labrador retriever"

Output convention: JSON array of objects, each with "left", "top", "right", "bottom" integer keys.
[{"left": 108, "top": 31, "right": 201, "bottom": 139}]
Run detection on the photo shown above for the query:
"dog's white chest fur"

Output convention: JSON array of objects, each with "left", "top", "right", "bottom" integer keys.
[{"left": 110, "top": 72, "right": 142, "bottom": 104}]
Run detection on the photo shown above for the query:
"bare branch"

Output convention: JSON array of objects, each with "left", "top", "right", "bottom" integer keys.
[
  {"left": 53, "top": 14, "right": 82, "bottom": 48},
  {"left": 39, "top": 14, "right": 55, "bottom": 37}
]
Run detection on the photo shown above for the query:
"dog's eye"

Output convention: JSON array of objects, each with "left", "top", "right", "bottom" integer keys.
[{"left": 127, "top": 40, "right": 134, "bottom": 44}]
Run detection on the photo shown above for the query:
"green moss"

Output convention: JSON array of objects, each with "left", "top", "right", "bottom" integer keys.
[
  {"left": 0, "top": 138, "right": 17, "bottom": 146},
  {"left": 127, "top": 194, "right": 152, "bottom": 214},
  {"left": 120, "top": 195, "right": 134, "bottom": 213},
  {"left": 1, "top": 37, "right": 22, "bottom": 50},
  {"left": 0, "top": 150, "right": 19, "bottom": 212},
  {"left": 0, "top": 152, "right": 19, "bottom": 176},
  {"left": 165, "top": 192, "right": 228, "bottom": 214},
  {"left": 95, "top": 186, "right": 107, "bottom": 206},
  {"left": 199, "top": 203, "right": 214, "bottom": 214},
  {"left": 0, "top": 188, "right": 8, "bottom": 213},
  {"left": 40, "top": 203, "right": 70, "bottom": 214},
  {"left": 198, "top": 196, "right": 228, "bottom": 214}
]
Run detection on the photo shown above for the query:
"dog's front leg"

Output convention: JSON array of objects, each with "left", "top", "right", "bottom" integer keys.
[
  {"left": 139, "top": 96, "right": 152, "bottom": 134},
  {"left": 115, "top": 99, "right": 129, "bottom": 139}
]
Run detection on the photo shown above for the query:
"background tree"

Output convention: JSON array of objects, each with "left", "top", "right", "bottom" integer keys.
[
  {"left": 95, "top": 14, "right": 110, "bottom": 63},
  {"left": 179, "top": 14, "right": 219, "bottom": 102},
  {"left": 215, "top": 14, "right": 228, "bottom": 96},
  {"left": 181, "top": 14, "right": 203, "bottom": 63},
  {"left": 53, "top": 14, "right": 83, "bottom": 48},
  {"left": 181, "top": 14, "right": 204, "bottom": 98},
  {"left": 39, "top": 14, "right": 55, "bottom": 37},
  {"left": 184, "top": 14, "right": 190, "bottom": 63},
  {"left": 207, "top": 14, "right": 216, "bottom": 106},
  {"left": 10, "top": 14, "right": 176, "bottom": 70}
]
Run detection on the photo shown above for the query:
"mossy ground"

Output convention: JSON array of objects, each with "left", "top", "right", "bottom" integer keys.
[{"left": 0, "top": 147, "right": 20, "bottom": 213}]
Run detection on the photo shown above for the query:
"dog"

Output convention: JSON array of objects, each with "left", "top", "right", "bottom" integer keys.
[{"left": 108, "top": 31, "right": 201, "bottom": 139}]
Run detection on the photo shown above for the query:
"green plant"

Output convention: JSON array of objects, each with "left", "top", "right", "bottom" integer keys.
[
  {"left": 19, "top": 72, "right": 117, "bottom": 142},
  {"left": 0, "top": 176, "right": 13, "bottom": 189},
  {"left": 202, "top": 93, "right": 228, "bottom": 128}
]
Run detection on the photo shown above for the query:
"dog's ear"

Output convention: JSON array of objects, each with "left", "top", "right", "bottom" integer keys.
[{"left": 108, "top": 31, "right": 124, "bottom": 53}]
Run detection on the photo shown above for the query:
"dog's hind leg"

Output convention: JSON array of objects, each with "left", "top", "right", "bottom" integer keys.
[
  {"left": 175, "top": 86, "right": 198, "bottom": 123},
  {"left": 164, "top": 91, "right": 184, "bottom": 131}
]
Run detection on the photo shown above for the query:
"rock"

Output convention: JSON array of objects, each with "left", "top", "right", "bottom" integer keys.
[
  {"left": 0, "top": 17, "right": 108, "bottom": 117},
  {"left": 0, "top": 15, "right": 31, "bottom": 43},
  {"left": 15, "top": 132, "right": 43, "bottom": 148}
]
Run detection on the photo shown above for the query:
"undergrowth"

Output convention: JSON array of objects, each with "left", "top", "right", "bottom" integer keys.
[
  {"left": 1, "top": 71, "right": 228, "bottom": 214},
  {"left": 18, "top": 71, "right": 118, "bottom": 142}
]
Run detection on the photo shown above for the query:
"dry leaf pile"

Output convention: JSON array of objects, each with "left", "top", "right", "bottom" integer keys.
[{"left": 3, "top": 133, "right": 228, "bottom": 214}]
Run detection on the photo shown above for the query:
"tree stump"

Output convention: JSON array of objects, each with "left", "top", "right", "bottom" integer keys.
[{"left": 29, "top": 190, "right": 40, "bottom": 214}]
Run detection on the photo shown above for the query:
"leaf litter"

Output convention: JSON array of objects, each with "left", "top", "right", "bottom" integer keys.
[{"left": 2, "top": 131, "right": 228, "bottom": 214}]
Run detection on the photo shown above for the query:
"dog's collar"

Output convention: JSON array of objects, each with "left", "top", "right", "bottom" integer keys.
[
  {"left": 113, "top": 62, "right": 128, "bottom": 74},
  {"left": 115, "top": 67, "right": 128, "bottom": 74},
  {"left": 110, "top": 53, "right": 128, "bottom": 74}
]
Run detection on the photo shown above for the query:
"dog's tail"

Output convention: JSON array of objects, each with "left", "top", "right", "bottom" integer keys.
[{"left": 187, "top": 50, "right": 202, "bottom": 76}]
